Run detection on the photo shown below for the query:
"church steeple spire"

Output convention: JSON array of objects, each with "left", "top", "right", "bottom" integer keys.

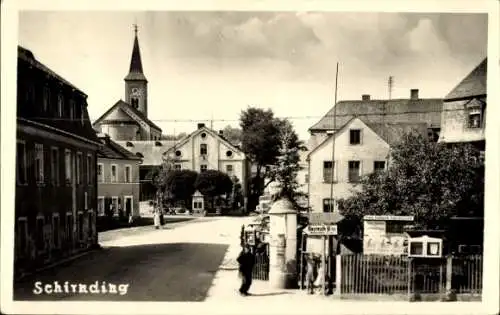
[{"left": 125, "top": 24, "right": 147, "bottom": 81}]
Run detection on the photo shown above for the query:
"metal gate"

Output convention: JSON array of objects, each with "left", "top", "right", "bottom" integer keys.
[{"left": 252, "top": 247, "right": 270, "bottom": 280}]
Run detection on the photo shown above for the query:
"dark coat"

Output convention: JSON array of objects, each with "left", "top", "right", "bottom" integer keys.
[{"left": 237, "top": 250, "right": 255, "bottom": 274}]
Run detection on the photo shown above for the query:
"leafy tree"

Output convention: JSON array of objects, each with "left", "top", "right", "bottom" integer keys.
[
  {"left": 194, "top": 170, "right": 233, "bottom": 197},
  {"left": 272, "top": 118, "right": 308, "bottom": 208},
  {"left": 338, "top": 132, "right": 484, "bottom": 230},
  {"left": 222, "top": 125, "right": 243, "bottom": 145},
  {"left": 240, "top": 107, "right": 282, "bottom": 209},
  {"left": 164, "top": 170, "right": 199, "bottom": 206}
]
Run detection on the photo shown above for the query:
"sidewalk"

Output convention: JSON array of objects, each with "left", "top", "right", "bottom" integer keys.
[{"left": 205, "top": 217, "right": 317, "bottom": 302}]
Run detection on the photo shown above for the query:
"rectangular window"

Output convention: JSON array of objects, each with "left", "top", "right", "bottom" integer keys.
[
  {"left": 35, "top": 216, "right": 45, "bottom": 250},
  {"left": 35, "top": 143, "right": 44, "bottom": 184},
  {"left": 200, "top": 164, "right": 208, "bottom": 173},
  {"left": 348, "top": 161, "right": 361, "bottom": 182},
  {"left": 305, "top": 174, "right": 309, "bottom": 183},
  {"left": 200, "top": 143, "right": 208, "bottom": 155},
  {"left": 97, "top": 197, "right": 105, "bottom": 216},
  {"left": 374, "top": 161, "right": 386, "bottom": 173},
  {"left": 349, "top": 129, "right": 361, "bottom": 145},
  {"left": 78, "top": 212, "right": 84, "bottom": 241},
  {"left": 125, "top": 165, "right": 131, "bottom": 183},
  {"left": 174, "top": 164, "right": 182, "bottom": 170},
  {"left": 51, "top": 147, "right": 59, "bottom": 186},
  {"left": 17, "top": 217, "right": 28, "bottom": 256},
  {"left": 323, "top": 161, "right": 334, "bottom": 182},
  {"left": 16, "top": 141, "right": 27, "bottom": 185},
  {"left": 226, "top": 164, "right": 233, "bottom": 174},
  {"left": 52, "top": 214, "right": 60, "bottom": 249},
  {"left": 88, "top": 211, "right": 94, "bottom": 239},
  {"left": 323, "top": 199, "right": 335, "bottom": 212},
  {"left": 76, "top": 152, "right": 82, "bottom": 185},
  {"left": 43, "top": 86, "right": 50, "bottom": 112},
  {"left": 97, "top": 163, "right": 103, "bottom": 183},
  {"left": 58, "top": 94, "right": 64, "bottom": 117},
  {"left": 65, "top": 150, "right": 72, "bottom": 184},
  {"left": 86, "top": 154, "right": 92, "bottom": 185},
  {"left": 66, "top": 213, "right": 73, "bottom": 244},
  {"left": 84, "top": 192, "right": 88, "bottom": 210},
  {"left": 468, "top": 108, "right": 483, "bottom": 128},
  {"left": 111, "top": 164, "right": 117, "bottom": 182},
  {"left": 112, "top": 197, "right": 119, "bottom": 215}
]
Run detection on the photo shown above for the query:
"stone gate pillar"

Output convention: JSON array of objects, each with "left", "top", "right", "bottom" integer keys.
[{"left": 268, "top": 198, "right": 298, "bottom": 289}]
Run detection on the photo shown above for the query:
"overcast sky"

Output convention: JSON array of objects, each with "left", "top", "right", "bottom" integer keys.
[{"left": 18, "top": 11, "right": 487, "bottom": 140}]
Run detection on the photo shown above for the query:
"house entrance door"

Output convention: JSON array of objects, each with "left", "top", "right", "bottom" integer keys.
[{"left": 125, "top": 197, "right": 132, "bottom": 217}]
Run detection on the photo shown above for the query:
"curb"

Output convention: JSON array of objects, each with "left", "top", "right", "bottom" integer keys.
[{"left": 15, "top": 247, "right": 100, "bottom": 282}]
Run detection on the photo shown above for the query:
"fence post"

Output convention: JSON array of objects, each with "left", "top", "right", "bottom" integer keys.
[
  {"left": 335, "top": 254, "right": 341, "bottom": 296},
  {"left": 446, "top": 255, "right": 452, "bottom": 292}
]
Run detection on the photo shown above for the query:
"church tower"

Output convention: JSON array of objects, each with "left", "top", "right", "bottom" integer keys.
[{"left": 124, "top": 24, "right": 148, "bottom": 117}]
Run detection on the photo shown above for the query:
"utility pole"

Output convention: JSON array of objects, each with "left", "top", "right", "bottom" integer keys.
[{"left": 388, "top": 76, "right": 394, "bottom": 100}]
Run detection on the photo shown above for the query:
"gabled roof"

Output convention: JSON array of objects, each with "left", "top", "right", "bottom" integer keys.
[
  {"left": 307, "top": 117, "right": 429, "bottom": 159},
  {"left": 92, "top": 99, "right": 162, "bottom": 132},
  {"left": 18, "top": 46, "right": 84, "bottom": 96},
  {"left": 114, "top": 140, "right": 177, "bottom": 166},
  {"left": 97, "top": 134, "right": 143, "bottom": 161},
  {"left": 365, "top": 122, "right": 429, "bottom": 146},
  {"left": 445, "top": 58, "right": 487, "bottom": 102},
  {"left": 309, "top": 98, "right": 443, "bottom": 132},
  {"left": 164, "top": 126, "right": 245, "bottom": 156}
]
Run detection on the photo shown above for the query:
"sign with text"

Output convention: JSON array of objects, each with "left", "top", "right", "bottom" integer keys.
[
  {"left": 307, "top": 224, "right": 338, "bottom": 236},
  {"left": 364, "top": 215, "right": 414, "bottom": 221}
]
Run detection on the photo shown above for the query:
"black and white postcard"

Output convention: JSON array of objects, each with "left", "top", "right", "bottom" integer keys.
[{"left": 1, "top": 0, "right": 499, "bottom": 314}]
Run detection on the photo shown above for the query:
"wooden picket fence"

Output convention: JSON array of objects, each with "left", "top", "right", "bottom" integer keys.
[{"left": 252, "top": 253, "right": 270, "bottom": 280}]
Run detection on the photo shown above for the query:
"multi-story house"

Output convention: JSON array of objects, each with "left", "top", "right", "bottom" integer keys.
[
  {"left": 162, "top": 123, "right": 249, "bottom": 197},
  {"left": 438, "top": 58, "right": 486, "bottom": 154},
  {"left": 96, "top": 134, "right": 142, "bottom": 220},
  {"left": 306, "top": 89, "right": 442, "bottom": 213},
  {"left": 15, "top": 46, "right": 101, "bottom": 277}
]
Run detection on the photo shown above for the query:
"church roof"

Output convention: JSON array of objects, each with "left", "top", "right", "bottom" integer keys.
[
  {"left": 445, "top": 58, "right": 487, "bottom": 102},
  {"left": 125, "top": 26, "right": 147, "bottom": 82},
  {"left": 97, "top": 134, "right": 143, "bottom": 161},
  {"left": 114, "top": 140, "right": 177, "bottom": 166},
  {"left": 92, "top": 99, "right": 162, "bottom": 132}
]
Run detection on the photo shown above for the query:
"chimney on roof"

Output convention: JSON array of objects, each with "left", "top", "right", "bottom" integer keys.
[
  {"left": 197, "top": 123, "right": 205, "bottom": 129},
  {"left": 410, "top": 89, "right": 419, "bottom": 100},
  {"left": 362, "top": 94, "right": 371, "bottom": 101}
]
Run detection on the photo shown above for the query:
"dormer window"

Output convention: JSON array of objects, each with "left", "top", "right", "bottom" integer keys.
[
  {"left": 466, "top": 99, "right": 485, "bottom": 129},
  {"left": 126, "top": 141, "right": 134, "bottom": 147},
  {"left": 136, "top": 152, "right": 144, "bottom": 158},
  {"left": 155, "top": 141, "right": 162, "bottom": 146}
]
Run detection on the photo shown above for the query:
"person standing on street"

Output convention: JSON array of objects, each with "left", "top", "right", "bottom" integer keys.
[{"left": 237, "top": 244, "right": 255, "bottom": 296}]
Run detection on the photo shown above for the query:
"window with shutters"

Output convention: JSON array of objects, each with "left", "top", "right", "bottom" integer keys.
[
  {"left": 111, "top": 164, "right": 117, "bottom": 183},
  {"left": 125, "top": 165, "right": 131, "bottom": 183}
]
